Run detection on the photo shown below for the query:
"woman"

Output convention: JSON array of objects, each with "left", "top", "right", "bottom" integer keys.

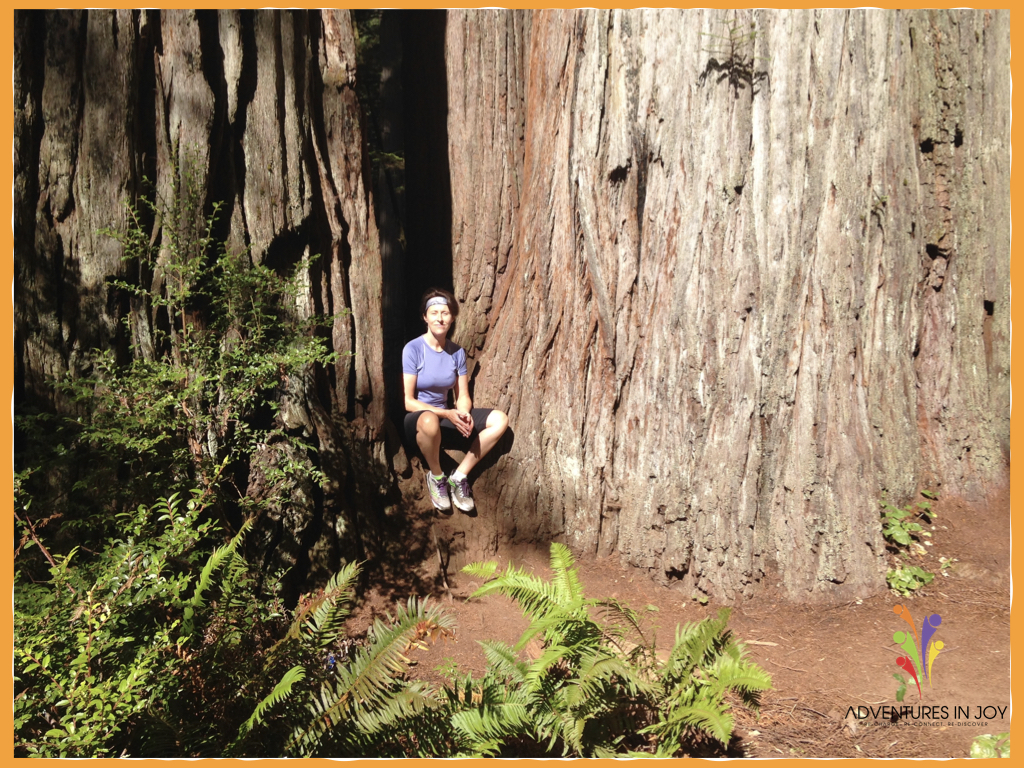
[{"left": 402, "top": 288, "right": 509, "bottom": 511}]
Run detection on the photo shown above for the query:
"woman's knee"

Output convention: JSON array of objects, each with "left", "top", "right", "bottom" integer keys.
[
  {"left": 417, "top": 411, "right": 441, "bottom": 436},
  {"left": 487, "top": 409, "right": 509, "bottom": 434}
]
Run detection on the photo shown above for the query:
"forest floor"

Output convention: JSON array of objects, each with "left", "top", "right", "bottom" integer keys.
[{"left": 349, "top": 483, "right": 1011, "bottom": 758}]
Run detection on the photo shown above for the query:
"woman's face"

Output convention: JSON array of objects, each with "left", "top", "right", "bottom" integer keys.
[{"left": 424, "top": 304, "right": 452, "bottom": 336}]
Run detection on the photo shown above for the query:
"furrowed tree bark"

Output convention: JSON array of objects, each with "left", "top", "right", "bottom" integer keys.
[
  {"left": 13, "top": 9, "right": 390, "bottom": 585},
  {"left": 446, "top": 10, "right": 530, "bottom": 360},
  {"left": 446, "top": 9, "right": 1009, "bottom": 601},
  {"left": 15, "top": 10, "right": 138, "bottom": 409}
]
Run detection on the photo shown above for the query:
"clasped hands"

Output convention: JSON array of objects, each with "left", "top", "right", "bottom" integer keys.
[{"left": 445, "top": 408, "right": 474, "bottom": 438}]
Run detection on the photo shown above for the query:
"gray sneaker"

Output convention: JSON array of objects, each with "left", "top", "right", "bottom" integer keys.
[
  {"left": 425, "top": 472, "right": 451, "bottom": 511},
  {"left": 447, "top": 475, "right": 475, "bottom": 512}
]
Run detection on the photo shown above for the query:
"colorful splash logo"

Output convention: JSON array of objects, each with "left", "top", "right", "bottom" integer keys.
[{"left": 892, "top": 604, "right": 944, "bottom": 699}]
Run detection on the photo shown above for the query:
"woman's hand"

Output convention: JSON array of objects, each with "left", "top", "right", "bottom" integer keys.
[{"left": 448, "top": 408, "right": 474, "bottom": 438}]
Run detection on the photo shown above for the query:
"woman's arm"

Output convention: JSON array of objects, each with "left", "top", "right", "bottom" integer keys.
[
  {"left": 452, "top": 374, "right": 473, "bottom": 414},
  {"left": 448, "top": 374, "right": 474, "bottom": 437}
]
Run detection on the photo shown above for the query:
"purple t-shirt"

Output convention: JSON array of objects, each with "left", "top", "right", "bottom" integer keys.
[{"left": 402, "top": 336, "right": 468, "bottom": 409}]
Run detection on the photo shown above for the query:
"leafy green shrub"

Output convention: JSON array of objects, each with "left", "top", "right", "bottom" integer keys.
[
  {"left": 14, "top": 492, "right": 250, "bottom": 756},
  {"left": 880, "top": 493, "right": 938, "bottom": 596},
  {"left": 970, "top": 732, "right": 1010, "bottom": 758},
  {"left": 886, "top": 565, "right": 935, "bottom": 597},
  {"left": 15, "top": 152, "right": 341, "bottom": 565},
  {"left": 14, "top": 484, "right": 456, "bottom": 758},
  {"left": 80, "top": 158, "right": 337, "bottom": 516},
  {"left": 452, "top": 543, "right": 772, "bottom": 757},
  {"left": 13, "top": 151, "right": 359, "bottom": 757},
  {"left": 880, "top": 496, "right": 935, "bottom": 549}
]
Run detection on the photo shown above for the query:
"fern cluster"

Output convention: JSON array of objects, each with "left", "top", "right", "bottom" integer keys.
[
  {"left": 16, "top": 528, "right": 771, "bottom": 757},
  {"left": 248, "top": 544, "right": 771, "bottom": 758},
  {"left": 14, "top": 492, "right": 259, "bottom": 756},
  {"left": 450, "top": 544, "right": 773, "bottom": 757},
  {"left": 13, "top": 491, "right": 449, "bottom": 758}
]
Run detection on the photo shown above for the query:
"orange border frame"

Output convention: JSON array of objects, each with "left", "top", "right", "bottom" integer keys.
[{"left": 3, "top": 4, "right": 1015, "bottom": 766}]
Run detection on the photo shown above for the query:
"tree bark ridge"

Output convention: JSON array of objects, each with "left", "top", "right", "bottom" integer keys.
[{"left": 447, "top": 9, "right": 1009, "bottom": 601}]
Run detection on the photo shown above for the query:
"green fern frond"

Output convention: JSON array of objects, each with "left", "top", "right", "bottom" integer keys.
[
  {"left": 548, "top": 543, "right": 585, "bottom": 603},
  {"left": 184, "top": 516, "right": 252, "bottom": 632},
  {"left": 594, "top": 598, "right": 651, "bottom": 649},
  {"left": 451, "top": 701, "right": 532, "bottom": 754},
  {"left": 297, "top": 560, "right": 360, "bottom": 647},
  {"left": 515, "top": 600, "right": 601, "bottom": 654},
  {"left": 478, "top": 640, "right": 527, "bottom": 683},
  {"left": 571, "top": 650, "right": 654, "bottom": 701},
  {"left": 461, "top": 560, "right": 498, "bottom": 580},
  {"left": 314, "top": 682, "right": 448, "bottom": 758},
  {"left": 665, "top": 607, "right": 732, "bottom": 674},
  {"left": 261, "top": 563, "right": 360, "bottom": 668},
  {"left": 521, "top": 645, "right": 576, "bottom": 704},
  {"left": 349, "top": 680, "right": 437, "bottom": 735},
  {"left": 238, "top": 664, "right": 306, "bottom": 737},
  {"left": 219, "top": 551, "right": 256, "bottom": 614},
  {"left": 189, "top": 516, "right": 252, "bottom": 611},
  {"left": 469, "top": 563, "right": 565, "bottom": 620},
  {"left": 558, "top": 714, "right": 586, "bottom": 754},
  {"left": 562, "top": 659, "right": 616, "bottom": 709},
  {"left": 288, "top": 596, "right": 453, "bottom": 755},
  {"left": 644, "top": 699, "right": 735, "bottom": 746},
  {"left": 710, "top": 657, "right": 772, "bottom": 713}
]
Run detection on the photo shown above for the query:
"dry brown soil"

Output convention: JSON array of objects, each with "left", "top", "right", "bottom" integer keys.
[{"left": 349, "top": 483, "right": 1010, "bottom": 758}]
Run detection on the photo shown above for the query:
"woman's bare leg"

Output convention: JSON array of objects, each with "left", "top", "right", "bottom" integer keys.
[
  {"left": 456, "top": 410, "right": 509, "bottom": 476},
  {"left": 415, "top": 412, "right": 444, "bottom": 475}
]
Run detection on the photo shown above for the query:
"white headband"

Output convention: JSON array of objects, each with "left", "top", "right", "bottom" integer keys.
[{"left": 426, "top": 296, "right": 449, "bottom": 309}]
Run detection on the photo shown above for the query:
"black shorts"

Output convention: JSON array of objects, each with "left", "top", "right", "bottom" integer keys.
[{"left": 403, "top": 408, "right": 494, "bottom": 455}]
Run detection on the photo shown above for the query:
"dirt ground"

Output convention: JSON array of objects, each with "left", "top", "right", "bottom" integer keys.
[{"left": 349, "top": 483, "right": 1011, "bottom": 758}]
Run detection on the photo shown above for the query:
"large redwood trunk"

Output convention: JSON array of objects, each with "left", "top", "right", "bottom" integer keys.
[
  {"left": 445, "top": 9, "right": 1010, "bottom": 601},
  {"left": 14, "top": 9, "right": 390, "bottom": 582}
]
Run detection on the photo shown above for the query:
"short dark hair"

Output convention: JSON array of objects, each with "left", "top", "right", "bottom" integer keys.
[{"left": 420, "top": 287, "right": 459, "bottom": 318}]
